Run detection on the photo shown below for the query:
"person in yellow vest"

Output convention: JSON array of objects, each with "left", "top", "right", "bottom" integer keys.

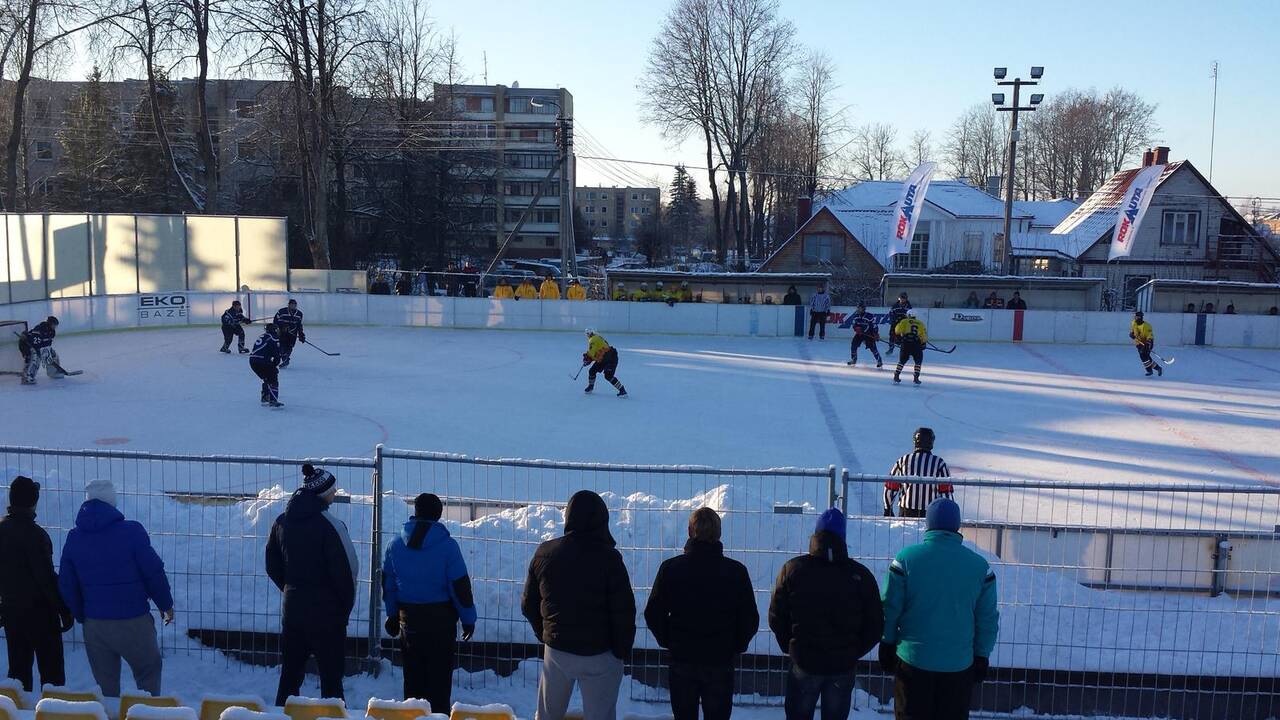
[
  {"left": 631, "top": 282, "right": 651, "bottom": 302},
  {"left": 539, "top": 275, "right": 561, "bottom": 300},
  {"left": 612, "top": 282, "right": 629, "bottom": 301},
  {"left": 515, "top": 278, "right": 538, "bottom": 300},
  {"left": 581, "top": 328, "right": 627, "bottom": 397},
  {"left": 1129, "top": 310, "right": 1163, "bottom": 377},
  {"left": 493, "top": 278, "right": 515, "bottom": 299},
  {"left": 566, "top": 277, "right": 587, "bottom": 301},
  {"left": 651, "top": 281, "right": 668, "bottom": 303},
  {"left": 675, "top": 281, "right": 693, "bottom": 303},
  {"left": 892, "top": 310, "right": 928, "bottom": 385}
]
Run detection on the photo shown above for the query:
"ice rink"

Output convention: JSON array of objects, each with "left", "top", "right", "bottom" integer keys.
[{"left": 5, "top": 325, "right": 1278, "bottom": 510}]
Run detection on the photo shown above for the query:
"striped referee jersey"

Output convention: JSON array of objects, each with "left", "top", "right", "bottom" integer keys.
[{"left": 885, "top": 450, "right": 953, "bottom": 513}]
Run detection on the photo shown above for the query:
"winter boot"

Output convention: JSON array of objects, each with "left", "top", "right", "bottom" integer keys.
[{"left": 220, "top": 345, "right": 231, "bottom": 354}]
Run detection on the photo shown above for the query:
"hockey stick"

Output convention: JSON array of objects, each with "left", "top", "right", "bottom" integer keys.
[
  {"left": 926, "top": 342, "right": 957, "bottom": 354},
  {"left": 13, "top": 331, "right": 82, "bottom": 373},
  {"left": 303, "top": 339, "right": 341, "bottom": 356},
  {"left": 570, "top": 364, "right": 585, "bottom": 381},
  {"left": 1151, "top": 350, "right": 1175, "bottom": 365}
]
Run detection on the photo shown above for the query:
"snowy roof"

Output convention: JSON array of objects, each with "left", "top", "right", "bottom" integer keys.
[
  {"left": 821, "top": 180, "right": 1029, "bottom": 219},
  {"left": 1013, "top": 199, "right": 1080, "bottom": 228},
  {"left": 606, "top": 269, "right": 830, "bottom": 280},
  {"left": 1046, "top": 162, "right": 1187, "bottom": 258},
  {"left": 1137, "top": 279, "right": 1280, "bottom": 291}
]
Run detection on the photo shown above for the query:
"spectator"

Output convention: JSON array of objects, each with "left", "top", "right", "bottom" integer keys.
[
  {"left": 880, "top": 498, "right": 999, "bottom": 720},
  {"left": 522, "top": 490, "right": 635, "bottom": 720},
  {"left": 540, "top": 275, "right": 561, "bottom": 300},
  {"left": 1006, "top": 291, "right": 1027, "bottom": 310},
  {"left": 515, "top": 278, "right": 539, "bottom": 300},
  {"left": 395, "top": 274, "right": 414, "bottom": 296},
  {"left": 612, "top": 282, "right": 629, "bottom": 301},
  {"left": 676, "top": 281, "right": 694, "bottom": 303},
  {"left": 0, "top": 476, "right": 72, "bottom": 691},
  {"left": 370, "top": 275, "right": 392, "bottom": 295},
  {"left": 644, "top": 508, "right": 758, "bottom": 720},
  {"left": 1185, "top": 303, "right": 1197, "bottom": 313},
  {"left": 1225, "top": 303, "right": 1236, "bottom": 315},
  {"left": 632, "top": 282, "right": 652, "bottom": 302},
  {"left": 653, "top": 281, "right": 669, "bottom": 303},
  {"left": 383, "top": 493, "right": 477, "bottom": 711},
  {"left": 444, "top": 263, "right": 459, "bottom": 297},
  {"left": 265, "top": 465, "right": 358, "bottom": 706},
  {"left": 1203, "top": 302, "right": 1216, "bottom": 314},
  {"left": 1270, "top": 306, "right": 1278, "bottom": 316},
  {"left": 566, "top": 277, "right": 588, "bottom": 301},
  {"left": 783, "top": 286, "right": 802, "bottom": 306},
  {"left": 493, "top": 279, "right": 515, "bottom": 299},
  {"left": 884, "top": 428, "right": 952, "bottom": 519},
  {"left": 58, "top": 480, "right": 174, "bottom": 698},
  {"left": 461, "top": 263, "right": 479, "bottom": 297},
  {"left": 982, "top": 291, "right": 1005, "bottom": 309},
  {"left": 808, "top": 285, "right": 832, "bottom": 340},
  {"left": 769, "top": 509, "right": 883, "bottom": 720},
  {"left": 963, "top": 291, "right": 980, "bottom": 309}
]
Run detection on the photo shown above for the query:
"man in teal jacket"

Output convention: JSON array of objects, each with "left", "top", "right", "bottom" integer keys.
[{"left": 879, "top": 498, "right": 998, "bottom": 720}]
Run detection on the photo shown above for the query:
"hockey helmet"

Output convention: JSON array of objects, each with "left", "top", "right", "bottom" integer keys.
[
  {"left": 1134, "top": 310, "right": 1144, "bottom": 320},
  {"left": 856, "top": 301, "right": 866, "bottom": 310},
  {"left": 46, "top": 315, "right": 59, "bottom": 326},
  {"left": 584, "top": 327, "right": 597, "bottom": 337},
  {"left": 905, "top": 309, "right": 917, "bottom": 317},
  {"left": 913, "top": 427, "right": 936, "bottom": 450},
  {"left": 656, "top": 281, "right": 664, "bottom": 288},
  {"left": 264, "top": 323, "right": 278, "bottom": 334}
]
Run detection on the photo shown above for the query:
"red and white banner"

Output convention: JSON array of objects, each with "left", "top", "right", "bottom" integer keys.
[
  {"left": 889, "top": 162, "right": 936, "bottom": 258},
  {"left": 1109, "top": 164, "right": 1164, "bottom": 260}
]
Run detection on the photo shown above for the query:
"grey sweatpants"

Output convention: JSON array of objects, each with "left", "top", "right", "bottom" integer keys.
[
  {"left": 83, "top": 614, "right": 162, "bottom": 697},
  {"left": 536, "top": 647, "right": 623, "bottom": 720}
]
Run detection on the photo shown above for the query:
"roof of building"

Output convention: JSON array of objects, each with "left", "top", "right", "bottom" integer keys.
[
  {"left": 820, "top": 180, "right": 1029, "bottom": 220},
  {"left": 1013, "top": 199, "right": 1080, "bottom": 228}
]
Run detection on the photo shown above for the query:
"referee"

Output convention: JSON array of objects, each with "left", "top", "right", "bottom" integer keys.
[{"left": 884, "top": 428, "right": 953, "bottom": 518}]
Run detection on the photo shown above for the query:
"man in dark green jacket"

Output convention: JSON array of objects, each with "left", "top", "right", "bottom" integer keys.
[{"left": 879, "top": 498, "right": 998, "bottom": 720}]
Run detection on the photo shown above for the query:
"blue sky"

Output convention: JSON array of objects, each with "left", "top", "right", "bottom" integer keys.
[{"left": 430, "top": 0, "right": 1280, "bottom": 205}]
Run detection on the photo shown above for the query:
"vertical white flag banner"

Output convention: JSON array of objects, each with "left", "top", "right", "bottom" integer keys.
[
  {"left": 889, "top": 162, "right": 937, "bottom": 258},
  {"left": 1109, "top": 164, "right": 1164, "bottom": 261}
]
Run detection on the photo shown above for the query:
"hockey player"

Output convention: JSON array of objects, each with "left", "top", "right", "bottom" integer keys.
[
  {"left": 249, "top": 324, "right": 283, "bottom": 407},
  {"left": 886, "top": 293, "right": 912, "bottom": 352},
  {"left": 1129, "top": 311, "right": 1163, "bottom": 377},
  {"left": 20, "top": 316, "right": 62, "bottom": 385},
  {"left": 883, "top": 427, "right": 953, "bottom": 518},
  {"left": 273, "top": 299, "right": 306, "bottom": 369},
  {"left": 582, "top": 329, "right": 628, "bottom": 397},
  {"left": 847, "top": 302, "right": 883, "bottom": 368},
  {"left": 219, "top": 301, "right": 253, "bottom": 354},
  {"left": 892, "top": 309, "right": 927, "bottom": 385}
]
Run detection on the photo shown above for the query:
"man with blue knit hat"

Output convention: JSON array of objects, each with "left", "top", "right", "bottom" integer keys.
[
  {"left": 769, "top": 509, "right": 883, "bottom": 720},
  {"left": 382, "top": 493, "right": 477, "bottom": 712},
  {"left": 879, "top": 498, "right": 999, "bottom": 720}
]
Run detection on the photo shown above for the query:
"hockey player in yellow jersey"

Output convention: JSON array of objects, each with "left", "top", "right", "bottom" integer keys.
[
  {"left": 582, "top": 329, "right": 628, "bottom": 397},
  {"left": 1129, "top": 311, "right": 1162, "bottom": 376},
  {"left": 892, "top": 310, "right": 928, "bottom": 385}
]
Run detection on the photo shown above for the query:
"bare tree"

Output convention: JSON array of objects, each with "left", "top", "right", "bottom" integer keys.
[
  {"left": 943, "top": 104, "right": 1006, "bottom": 187},
  {"left": 850, "top": 122, "right": 902, "bottom": 180},
  {"left": 794, "top": 49, "right": 845, "bottom": 200},
  {"left": 907, "top": 129, "right": 931, "bottom": 166}
]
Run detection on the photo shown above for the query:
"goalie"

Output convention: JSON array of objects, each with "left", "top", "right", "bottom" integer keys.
[{"left": 20, "top": 316, "right": 63, "bottom": 385}]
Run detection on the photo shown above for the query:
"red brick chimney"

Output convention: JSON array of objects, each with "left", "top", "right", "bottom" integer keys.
[
  {"left": 1141, "top": 149, "right": 1155, "bottom": 167},
  {"left": 797, "top": 196, "right": 812, "bottom": 224},
  {"left": 1153, "top": 146, "right": 1170, "bottom": 165}
]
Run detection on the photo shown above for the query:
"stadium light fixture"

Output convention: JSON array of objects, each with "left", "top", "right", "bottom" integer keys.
[
  {"left": 1030, "top": 66, "right": 1044, "bottom": 79},
  {"left": 994, "top": 67, "right": 1007, "bottom": 80},
  {"left": 992, "top": 93, "right": 1006, "bottom": 106},
  {"left": 1030, "top": 93, "right": 1044, "bottom": 105}
]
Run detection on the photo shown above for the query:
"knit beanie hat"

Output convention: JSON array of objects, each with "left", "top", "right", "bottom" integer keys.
[
  {"left": 815, "top": 508, "right": 847, "bottom": 539},
  {"left": 10, "top": 476, "right": 39, "bottom": 509},
  {"left": 301, "top": 464, "right": 336, "bottom": 496},
  {"left": 414, "top": 493, "right": 443, "bottom": 521},
  {"left": 925, "top": 498, "right": 962, "bottom": 532},
  {"left": 86, "top": 479, "right": 117, "bottom": 507}
]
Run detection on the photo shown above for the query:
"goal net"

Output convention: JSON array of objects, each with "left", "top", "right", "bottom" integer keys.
[{"left": 0, "top": 320, "right": 28, "bottom": 375}]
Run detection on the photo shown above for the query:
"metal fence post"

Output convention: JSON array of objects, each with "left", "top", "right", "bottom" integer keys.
[
  {"left": 840, "top": 469, "right": 850, "bottom": 516},
  {"left": 827, "top": 465, "right": 837, "bottom": 510},
  {"left": 367, "top": 444, "right": 384, "bottom": 666}
]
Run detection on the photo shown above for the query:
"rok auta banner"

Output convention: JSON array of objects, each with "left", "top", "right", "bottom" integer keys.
[
  {"left": 1109, "top": 164, "right": 1164, "bottom": 261},
  {"left": 889, "top": 162, "right": 937, "bottom": 259}
]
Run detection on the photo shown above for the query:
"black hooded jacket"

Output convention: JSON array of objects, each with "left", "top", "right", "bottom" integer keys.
[
  {"left": 0, "top": 507, "right": 66, "bottom": 619},
  {"left": 521, "top": 490, "right": 636, "bottom": 658},
  {"left": 643, "top": 538, "right": 759, "bottom": 667},
  {"left": 265, "top": 490, "right": 357, "bottom": 627},
  {"left": 768, "top": 530, "right": 884, "bottom": 674}
]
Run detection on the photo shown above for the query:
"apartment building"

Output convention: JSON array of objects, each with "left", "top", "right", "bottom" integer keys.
[
  {"left": 433, "top": 83, "right": 574, "bottom": 259},
  {"left": 574, "top": 185, "right": 659, "bottom": 245}
]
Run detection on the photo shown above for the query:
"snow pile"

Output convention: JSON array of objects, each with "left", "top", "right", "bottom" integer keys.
[
  {"left": 218, "top": 710, "right": 289, "bottom": 720},
  {"left": 364, "top": 698, "right": 433, "bottom": 718},
  {"left": 126, "top": 705, "right": 198, "bottom": 720},
  {"left": 0, "top": 695, "right": 18, "bottom": 719},
  {"left": 33, "top": 698, "right": 109, "bottom": 720},
  {"left": 40, "top": 686, "right": 104, "bottom": 704},
  {"left": 445, "top": 702, "right": 513, "bottom": 719}
]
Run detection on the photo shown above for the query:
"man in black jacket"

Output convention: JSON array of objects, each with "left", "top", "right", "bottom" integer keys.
[
  {"left": 522, "top": 490, "right": 635, "bottom": 720},
  {"left": 0, "top": 476, "right": 73, "bottom": 691},
  {"left": 769, "top": 509, "right": 884, "bottom": 720},
  {"left": 265, "top": 465, "right": 358, "bottom": 705},
  {"left": 644, "top": 508, "right": 758, "bottom": 720}
]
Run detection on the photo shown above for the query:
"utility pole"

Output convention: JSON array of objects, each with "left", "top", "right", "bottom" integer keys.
[
  {"left": 530, "top": 96, "right": 577, "bottom": 285},
  {"left": 992, "top": 66, "right": 1045, "bottom": 275},
  {"left": 1209, "top": 61, "right": 1219, "bottom": 182}
]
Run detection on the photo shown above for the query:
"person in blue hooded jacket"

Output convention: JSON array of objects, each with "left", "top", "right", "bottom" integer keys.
[
  {"left": 57, "top": 479, "right": 174, "bottom": 698},
  {"left": 382, "top": 493, "right": 476, "bottom": 712}
]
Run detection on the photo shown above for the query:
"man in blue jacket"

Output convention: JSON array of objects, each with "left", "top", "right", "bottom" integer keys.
[
  {"left": 382, "top": 493, "right": 476, "bottom": 711},
  {"left": 879, "top": 498, "right": 999, "bottom": 720},
  {"left": 58, "top": 479, "right": 174, "bottom": 697}
]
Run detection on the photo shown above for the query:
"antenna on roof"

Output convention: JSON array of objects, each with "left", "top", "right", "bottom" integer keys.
[
  {"left": 1209, "top": 61, "right": 1219, "bottom": 183},
  {"left": 483, "top": 51, "right": 488, "bottom": 85}
]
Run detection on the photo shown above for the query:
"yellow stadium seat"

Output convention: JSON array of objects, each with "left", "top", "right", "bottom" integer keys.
[
  {"left": 120, "top": 694, "right": 181, "bottom": 719},
  {"left": 34, "top": 698, "right": 109, "bottom": 720},
  {"left": 0, "top": 695, "right": 20, "bottom": 720},
  {"left": 125, "top": 706, "right": 197, "bottom": 720},
  {"left": 564, "top": 712, "right": 584, "bottom": 720},
  {"left": 40, "top": 688, "right": 103, "bottom": 705},
  {"left": 216, "top": 709, "right": 289, "bottom": 720},
  {"left": 0, "top": 683, "right": 23, "bottom": 711},
  {"left": 200, "top": 696, "right": 266, "bottom": 720},
  {"left": 364, "top": 699, "right": 431, "bottom": 720},
  {"left": 283, "top": 697, "right": 347, "bottom": 720},
  {"left": 447, "top": 704, "right": 514, "bottom": 720}
]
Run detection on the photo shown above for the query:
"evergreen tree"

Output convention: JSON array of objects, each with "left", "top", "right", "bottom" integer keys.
[
  {"left": 116, "top": 70, "right": 198, "bottom": 213},
  {"left": 50, "top": 68, "right": 122, "bottom": 211},
  {"left": 666, "top": 164, "right": 703, "bottom": 250}
]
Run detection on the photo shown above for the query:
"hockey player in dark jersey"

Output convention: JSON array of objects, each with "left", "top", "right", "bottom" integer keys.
[
  {"left": 219, "top": 301, "right": 253, "bottom": 354},
  {"left": 892, "top": 310, "right": 927, "bottom": 385},
  {"left": 249, "top": 324, "right": 283, "bottom": 407},
  {"left": 20, "top": 316, "right": 62, "bottom": 385},
  {"left": 273, "top": 299, "right": 306, "bottom": 368},
  {"left": 846, "top": 302, "right": 883, "bottom": 368},
  {"left": 886, "top": 293, "right": 912, "bottom": 352}
]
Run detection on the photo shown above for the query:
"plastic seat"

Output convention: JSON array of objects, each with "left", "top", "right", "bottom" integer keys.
[
  {"left": 126, "top": 706, "right": 198, "bottom": 720},
  {"left": 199, "top": 696, "right": 266, "bottom": 720},
  {"left": 217, "top": 710, "right": 291, "bottom": 720},
  {"left": 0, "top": 681, "right": 24, "bottom": 711},
  {"left": 446, "top": 704, "right": 514, "bottom": 720},
  {"left": 282, "top": 697, "right": 347, "bottom": 720},
  {"left": 40, "top": 688, "right": 104, "bottom": 706},
  {"left": 364, "top": 699, "right": 431, "bottom": 720},
  {"left": 120, "top": 694, "right": 181, "bottom": 719},
  {"left": 0, "top": 695, "right": 19, "bottom": 720},
  {"left": 34, "top": 698, "right": 109, "bottom": 720}
]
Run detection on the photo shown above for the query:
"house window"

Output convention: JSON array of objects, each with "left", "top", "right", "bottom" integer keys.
[
  {"left": 585, "top": 206, "right": 594, "bottom": 214},
  {"left": 600, "top": 206, "right": 607, "bottom": 213},
  {"left": 1161, "top": 211, "right": 1199, "bottom": 246},
  {"left": 1032, "top": 258, "right": 1050, "bottom": 272},
  {"left": 963, "top": 232, "right": 983, "bottom": 261},
  {"left": 505, "top": 153, "right": 556, "bottom": 169},
  {"left": 535, "top": 209, "right": 559, "bottom": 224},
  {"left": 802, "top": 234, "right": 845, "bottom": 264},
  {"left": 631, "top": 193, "right": 638, "bottom": 200},
  {"left": 33, "top": 99, "right": 49, "bottom": 119},
  {"left": 34, "top": 141, "right": 53, "bottom": 160},
  {"left": 601, "top": 193, "right": 608, "bottom": 199},
  {"left": 641, "top": 207, "right": 649, "bottom": 214},
  {"left": 895, "top": 223, "right": 931, "bottom": 269},
  {"left": 601, "top": 219, "right": 608, "bottom": 228},
  {"left": 235, "top": 100, "right": 256, "bottom": 118},
  {"left": 587, "top": 219, "right": 595, "bottom": 227}
]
